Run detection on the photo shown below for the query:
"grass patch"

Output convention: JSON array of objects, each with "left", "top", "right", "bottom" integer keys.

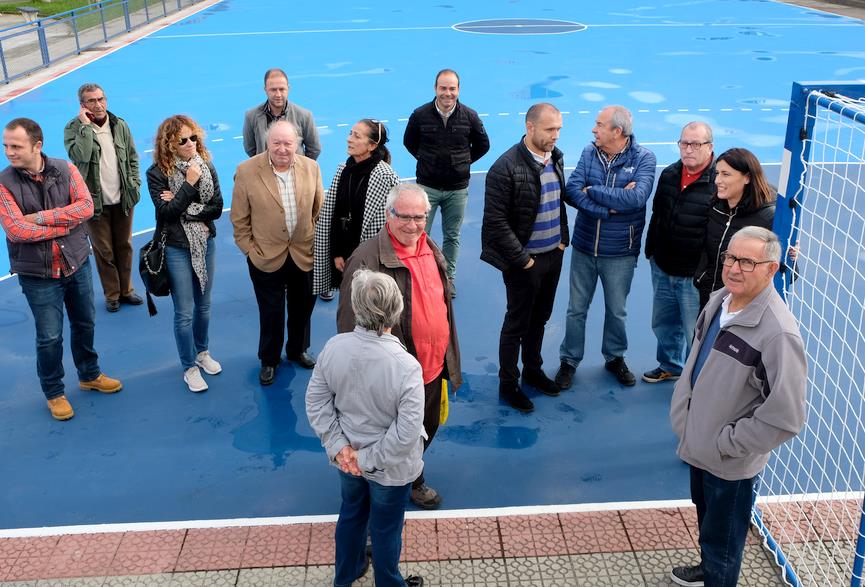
[{"left": 0, "top": 1, "right": 92, "bottom": 18}]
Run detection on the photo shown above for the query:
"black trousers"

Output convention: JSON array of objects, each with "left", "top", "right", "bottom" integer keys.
[
  {"left": 498, "top": 247, "right": 564, "bottom": 386},
  {"left": 413, "top": 369, "right": 444, "bottom": 489},
  {"left": 247, "top": 256, "right": 315, "bottom": 367}
]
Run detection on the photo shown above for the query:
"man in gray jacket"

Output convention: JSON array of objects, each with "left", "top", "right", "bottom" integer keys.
[
  {"left": 242, "top": 68, "right": 321, "bottom": 160},
  {"left": 669, "top": 226, "right": 807, "bottom": 587}
]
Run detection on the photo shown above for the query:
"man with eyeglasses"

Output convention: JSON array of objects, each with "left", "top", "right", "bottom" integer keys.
[
  {"left": 403, "top": 69, "right": 490, "bottom": 297},
  {"left": 243, "top": 68, "right": 321, "bottom": 160},
  {"left": 554, "top": 105, "right": 656, "bottom": 390},
  {"left": 338, "top": 184, "right": 461, "bottom": 510},
  {"left": 642, "top": 122, "right": 715, "bottom": 384},
  {"left": 64, "top": 83, "right": 143, "bottom": 313},
  {"left": 669, "top": 226, "right": 806, "bottom": 587},
  {"left": 231, "top": 121, "right": 324, "bottom": 385},
  {"left": 481, "top": 103, "right": 568, "bottom": 413}
]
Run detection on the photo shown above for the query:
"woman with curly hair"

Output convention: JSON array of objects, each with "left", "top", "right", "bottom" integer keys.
[
  {"left": 312, "top": 119, "right": 399, "bottom": 301},
  {"left": 146, "top": 115, "right": 223, "bottom": 392}
]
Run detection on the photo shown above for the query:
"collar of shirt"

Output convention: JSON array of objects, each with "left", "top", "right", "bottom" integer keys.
[
  {"left": 435, "top": 100, "right": 455, "bottom": 119},
  {"left": 523, "top": 138, "right": 551, "bottom": 165},
  {"left": 598, "top": 137, "right": 630, "bottom": 163},
  {"left": 264, "top": 101, "right": 288, "bottom": 122},
  {"left": 23, "top": 156, "right": 46, "bottom": 181},
  {"left": 388, "top": 225, "right": 430, "bottom": 260},
  {"left": 720, "top": 293, "right": 742, "bottom": 328},
  {"left": 269, "top": 156, "right": 295, "bottom": 175}
]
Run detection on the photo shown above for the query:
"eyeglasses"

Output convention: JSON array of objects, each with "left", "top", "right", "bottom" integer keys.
[
  {"left": 677, "top": 140, "right": 711, "bottom": 151},
  {"left": 720, "top": 252, "right": 774, "bottom": 272},
  {"left": 178, "top": 135, "right": 198, "bottom": 146},
  {"left": 389, "top": 207, "right": 427, "bottom": 224}
]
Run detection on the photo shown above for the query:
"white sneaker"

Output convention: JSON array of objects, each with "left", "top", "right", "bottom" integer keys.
[
  {"left": 195, "top": 350, "right": 222, "bottom": 375},
  {"left": 183, "top": 366, "right": 208, "bottom": 392}
]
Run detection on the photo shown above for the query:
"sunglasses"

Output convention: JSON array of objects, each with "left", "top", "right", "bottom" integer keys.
[{"left": 178, "top": 134, "right": 198, "bottom": 146}]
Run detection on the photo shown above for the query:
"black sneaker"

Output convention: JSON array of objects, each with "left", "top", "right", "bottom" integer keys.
[
  {"left": 405, "top": 576, "right": 424, "bottom": 587},
  {"left": 522, "top": 369, "right": 560, "bottom": 397},
  {"left": 605, "top": 357, "right": 636, "bottom": 386},
  {"left": 670, "top": 565, "right": 704, "bottom": 586},
  {"left": 554, "top": 361, "right": 575, "bottom": 389},
  {"left": 499, "top": 383, "right": 534, "bottom": 413}
]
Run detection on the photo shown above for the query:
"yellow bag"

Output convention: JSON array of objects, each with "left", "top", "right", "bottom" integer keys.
[{"left": 439, "top": 379, "right": 449, "bottom": 425}]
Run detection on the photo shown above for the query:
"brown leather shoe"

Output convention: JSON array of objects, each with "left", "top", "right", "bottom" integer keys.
[
  {"left": 47, "top": 395, "right": 74, "bottom": 420},
  {"left": 79, "top": 373, "right": 123, "bottom": 393}
]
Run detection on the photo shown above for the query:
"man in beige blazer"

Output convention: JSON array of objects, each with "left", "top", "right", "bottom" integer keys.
[{"left": 231, "top": 120, "right": 324, "bottom": 385}]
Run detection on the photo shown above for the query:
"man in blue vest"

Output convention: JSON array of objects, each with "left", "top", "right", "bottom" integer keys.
[{"left": 0, "top": 118, "right": 122, "bottom": 420}]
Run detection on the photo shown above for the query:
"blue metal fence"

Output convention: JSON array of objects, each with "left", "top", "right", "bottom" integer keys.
[{"left": 0, "top": 0, "right": 205, "bottom": 84}]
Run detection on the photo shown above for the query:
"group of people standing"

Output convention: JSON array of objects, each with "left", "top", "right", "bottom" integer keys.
[{"left": 0, "top": 66, "right": 808, "bottom": 587}]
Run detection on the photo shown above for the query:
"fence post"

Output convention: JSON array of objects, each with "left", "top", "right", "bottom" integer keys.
[
  {"left": 99, "top": 2, "right": 109, "bottom": 42},
  {"left": 123, "top": 0, "right": 131, "bottom": 32},
  {"left": 0, "top": 41, "right": 9, "bottom": 84},
  {"left": 71, "top": 13, "right": 81, "bottom": 54},
  {"left": 36, "top": 21, "right": 49, "bottom": 68}
]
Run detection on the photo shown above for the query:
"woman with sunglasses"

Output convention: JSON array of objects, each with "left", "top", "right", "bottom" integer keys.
[
  {"left": 694, "top": 147, "right": 776, "bottom": 310},
  {"left": 146, "top": 115, "right": 223, "bottom": 392},
  {"left": 312, "top": 119, "right": 399, "bottom": 302}
]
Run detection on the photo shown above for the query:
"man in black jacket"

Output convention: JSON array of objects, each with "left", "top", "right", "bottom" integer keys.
[
  {"left": 404, "top": 69, "right": 489, "bottom": 296},
  {"left": 481, "top": 103, "right": 568, "bottom": 413},
  {"left": 643, "top": 122, "right": 714, "bottom": 384}
]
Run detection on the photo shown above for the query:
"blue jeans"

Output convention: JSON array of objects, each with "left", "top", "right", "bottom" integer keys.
[
  {"left": 649, "top": 258, "right": 700, "bottom": 374},
  {"left": 560, "top": 249, "right": 637, "bottom": 366},
  {"left": 165, "top": 240, "right": 215, "bottom": 370},
  {"left": 422, "top": 185, "right": 469, "bottom": 280},
  {"left": 691, "top": 466, "right": 758, "bottom": 587},
  {"left": 18, "top": 259, "right": 100, "bottom": 399},
  {"left": 334, "top": 471, "right": 411, "bottom": 587}
]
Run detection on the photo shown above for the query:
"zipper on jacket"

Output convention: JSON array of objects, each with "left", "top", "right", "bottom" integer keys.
[
  {"left": 710, "top": 207, "right": 737, "bottom": 293},
  {"left": 594, "top": 219, "right": 601, "bottom": 256},
  {"left": 629, "top": 225, "right": 634, "bottom": 250}
]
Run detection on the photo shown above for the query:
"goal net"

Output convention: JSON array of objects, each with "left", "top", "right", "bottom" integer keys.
[{"left": 756, "top": 82, "right": 865, "bottom": 587}]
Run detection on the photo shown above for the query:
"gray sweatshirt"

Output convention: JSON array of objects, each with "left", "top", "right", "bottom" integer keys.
[
  {"left": 670, "top": 284, "right": 807, "bottom": 481},
  {"left": 306, "top": 327, "right": 426, "bottom": 486}
]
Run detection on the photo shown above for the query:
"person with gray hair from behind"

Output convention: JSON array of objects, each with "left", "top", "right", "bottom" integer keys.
[
  {"left": 337, "top": 183, "right": 461, "bottom": 511},
  {"left": 306, "top": 269, "right": 425, "bottom": 587},
  {"left": 554, "top": 104, "right": 657, "bottom": 390},
  {"left": 669, "top": 226, "right": 807, "bottom": 587}
]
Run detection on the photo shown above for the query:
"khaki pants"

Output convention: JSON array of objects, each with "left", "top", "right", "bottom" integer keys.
[{"left": 88, "top": 204, "right": 134, "bottom": 301}]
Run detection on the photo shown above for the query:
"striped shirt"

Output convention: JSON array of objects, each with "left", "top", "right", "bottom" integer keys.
[
  {"left": 525, "top": 158, "right": 562, "bottom": 254},
  {"left": 271, "top": 159, "right": 298, "bottom": 237},
  {"left": 0, "top": 161, "right": 93, "bottom": 278}
]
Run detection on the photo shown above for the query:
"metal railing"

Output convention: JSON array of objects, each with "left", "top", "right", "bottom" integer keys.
[{"left": 0, "top": 0, "right": 205, "bottom": 84}]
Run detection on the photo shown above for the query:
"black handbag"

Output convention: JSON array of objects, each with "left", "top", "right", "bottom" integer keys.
[{"left": 138, "top": 224, "right": 169, "bottom": 316}]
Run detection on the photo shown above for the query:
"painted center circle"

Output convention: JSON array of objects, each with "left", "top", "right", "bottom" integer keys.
[{"left": 453, "top": 19, "right": 587, "bottom": 35}]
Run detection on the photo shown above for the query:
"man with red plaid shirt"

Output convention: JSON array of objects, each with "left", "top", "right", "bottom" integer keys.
[{"left": 0, "top": 118, "right": 122, "bottom": 421}]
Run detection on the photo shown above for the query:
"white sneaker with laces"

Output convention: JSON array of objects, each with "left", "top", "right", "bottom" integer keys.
[
  {"left": 195, "top": 351, "right": 222, "bottom": 375},
  {"left": 184, "top": 366, "right": 208, "bottom": 392}
]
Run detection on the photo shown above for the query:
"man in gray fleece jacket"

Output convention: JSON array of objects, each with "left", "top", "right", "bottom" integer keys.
[{"left": 669, "top": 226, "right": 807, "bottom": 587}]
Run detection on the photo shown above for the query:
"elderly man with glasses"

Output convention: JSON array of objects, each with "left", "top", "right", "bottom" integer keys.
[
  {"left": 669, "top": 226, "right": 807, "bottom": 587},
  {"left": 337, "top": 184, "right": 461, "bottom": 511},
  {"left": 642, "top": 121, "right": 715, "bottom": 384}
]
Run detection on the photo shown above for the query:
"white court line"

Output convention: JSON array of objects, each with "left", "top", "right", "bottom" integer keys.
[
  {"left": 151, "top": 21, "right": 864, "bottom": 39},
  {"left": 1, "top": 491, "right": 858, "bottom": 538}
]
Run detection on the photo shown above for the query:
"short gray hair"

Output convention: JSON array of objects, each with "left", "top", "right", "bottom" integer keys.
[
  {"left": 77, "top": 83, "right": 103, "bottom": 103},
  {"left": 606, "top": 105, "right": 633, "bottom": 137},
  {"left": 351, "top": 269, "right": 404, "bottom": 336},
  {"left": 682, "top": 121, "right": 713, "bottom": 143},
  {"left": 729, "top": 226, "right": 781, "bottom": 263},
  {"left": 265, "top": 120, "right": 298, "bottom": 145},
  {"left": 385, "top": 183, "right": 431, "bottom": 212}
]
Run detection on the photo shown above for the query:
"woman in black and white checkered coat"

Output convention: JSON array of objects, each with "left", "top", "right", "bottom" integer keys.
[{"left": 313, "top": 119, "right": 400, "bottom": 300}]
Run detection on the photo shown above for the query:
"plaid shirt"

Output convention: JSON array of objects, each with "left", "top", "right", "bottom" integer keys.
[
  {"left": 270, "top": 158, "right": 298, "bottom": 236},
  {"left": 0, "top": 160, "right": 94, "bottom": 277}
]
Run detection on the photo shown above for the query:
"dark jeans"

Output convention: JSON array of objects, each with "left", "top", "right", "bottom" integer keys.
[
  {"left": 247, "top": 256, "right": 315, "bottom": 367},
  {"left": 498, "top": 247, "right": 563, "bottom": 386},
  {"left": 334, "top": 471, "right": 411, "bottom": 587},
  {"left": 413, "top": 370, "right": 444, "bottom": 489},
  {"left": 690, "top": 465, "right": 759, "bottom": 587},
  {"left": 88, "top": 204, "right": 134, "bottom": 301},
  {"left": 18, "top": 260, "right": 100, "bottom": 399}
]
